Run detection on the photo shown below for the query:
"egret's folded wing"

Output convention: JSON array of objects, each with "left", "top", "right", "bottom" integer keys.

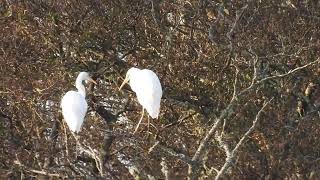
[{"left": 61, "top": 91, "right": 88, "bottom": 132}]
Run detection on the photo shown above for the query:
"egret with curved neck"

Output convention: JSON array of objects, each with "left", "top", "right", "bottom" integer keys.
[
  {"left": 119, "top": 67, "right": 162, "bottom": 134},
  {"left": 61, "top": 72, "right": 96, "bottom": 133}
]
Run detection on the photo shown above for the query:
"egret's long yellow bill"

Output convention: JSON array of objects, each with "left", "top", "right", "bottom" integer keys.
[{"left": 88, "top": 78, "right": 97, "bottom": 85}]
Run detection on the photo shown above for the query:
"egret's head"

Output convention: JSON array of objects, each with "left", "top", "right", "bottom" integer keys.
[
  {"left": 119, "top": 67, "right": 140, "bottom": 90},
  {"left": 77, "top": 72, "right": 97, "bottom": 84}
]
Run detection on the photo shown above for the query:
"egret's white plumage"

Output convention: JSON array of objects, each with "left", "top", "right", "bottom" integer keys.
[
  {"left": 61, "top": 72, "right": 96, "bottom": 133},
  {"left": 119, "top": 67, "right": 162, "bottom": 133}
]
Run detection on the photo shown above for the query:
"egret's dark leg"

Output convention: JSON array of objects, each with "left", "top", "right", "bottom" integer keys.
[{"left": 133, "top": 108, "right": 144, "bottom": 134}]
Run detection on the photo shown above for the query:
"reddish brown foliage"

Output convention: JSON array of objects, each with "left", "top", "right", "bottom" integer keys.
[{"left": 0, "top": 0, "right": 320, "bottom": 179}]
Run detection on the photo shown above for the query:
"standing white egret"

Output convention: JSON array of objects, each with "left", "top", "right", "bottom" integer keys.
[
  {"left": 61, "top": 72, "right": 96, "bottom": 133},
  {"left": 119, "top": 67, "right": 162, "bottom": 134}
]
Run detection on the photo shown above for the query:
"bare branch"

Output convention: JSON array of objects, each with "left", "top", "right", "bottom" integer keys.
[
  {"left": 149, "top": 141, "right": 194, "bottom": 165},
  {"left": 14, "top": 156, "right": 67, "bottom": 178},
  {"left": 225, "top": 4, "right": 249, "bottom": 68},
  {"left": 160, "top": 111, "right": 197, "bottom": 130},
  {"left": 161, "top": 157, "right": 170, "bottom": 180},
  {"left": 256, "top": 58, "right": 319, "bottom": 84},
  {"left": 231, "top": 65, "right": 240, "bottom": 101},
  {"left": 216, "top": 132, "right": 231, "bottom": 159},
  {"left": 188, "top": 58, "right": 319, "bottom": 179},
  {"left": 214, "top": 98, "right": 273, "bottom": 180},
  {"left": 77, "top": 143, "right": 104, "bottom": 176},
  {"left": 226, "top": 4, "right": 248, "bottom": 41},
  {"left": 249, "top": 47, "right": 259, "bottom": 85},
  {"left": 117, "top": 152, "right": 156, "bottom": 180}
]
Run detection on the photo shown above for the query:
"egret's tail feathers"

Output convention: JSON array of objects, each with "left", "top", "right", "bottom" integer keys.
[
  {"left": 146, "top": 106, "right": 160, "bottom": 119},
  {"left": 64, "top": 117, "right": 82, "bottom": 133}
]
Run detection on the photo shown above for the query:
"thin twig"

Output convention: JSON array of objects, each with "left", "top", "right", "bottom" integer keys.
[
  {"left": 14, "top": 155, "right": 67, "bottom": 178},
  {"left": 160, "top": 111, "right": 197, "bottom": 130},
  {"left": 188, "top": 58, "right": 319, "bottom": 179},
  {"left": 148, "top": 141, "right": 194, "bottom": 165},
  {"left": 215, "top": 98, "right": 273, "bottom": 180},
  {"left": 117, "top": 152, "right": 156, "bottom": 179},
  {"left": 231, "top": 65, "right": 240, "bottom": 101},
  {"left": 161, "top": 157, "right": 170, "bottom": 180},
  {"left": 257, "top": 58, "right": 319, "bottom": 84},
  {"left": 224, "top": 4, "right": 249, "bottom": 69},
  {"left": 78, "top": 143, "right": 104, "bottom": 176}
]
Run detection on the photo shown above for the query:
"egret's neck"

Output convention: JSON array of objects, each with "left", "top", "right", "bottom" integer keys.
[{"left": 76, "top": 78, "right": 86, "bottom": 97}]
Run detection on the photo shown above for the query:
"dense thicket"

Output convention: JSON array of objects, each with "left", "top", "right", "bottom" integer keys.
[{"left": 1, "top": 0, "right": 320, "bottom": 179}]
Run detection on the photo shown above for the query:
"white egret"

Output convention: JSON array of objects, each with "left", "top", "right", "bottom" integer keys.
[
  {"left": 119, "top": 67, "right": 162, "bottom": 134},
  {"left": 61, "top": 72, "right": 96, "bottom": 133}
]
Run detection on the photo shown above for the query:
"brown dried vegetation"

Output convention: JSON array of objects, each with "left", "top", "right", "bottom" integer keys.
[{"left": 0, "top": 0, "right": 320, "bottom": 179}]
